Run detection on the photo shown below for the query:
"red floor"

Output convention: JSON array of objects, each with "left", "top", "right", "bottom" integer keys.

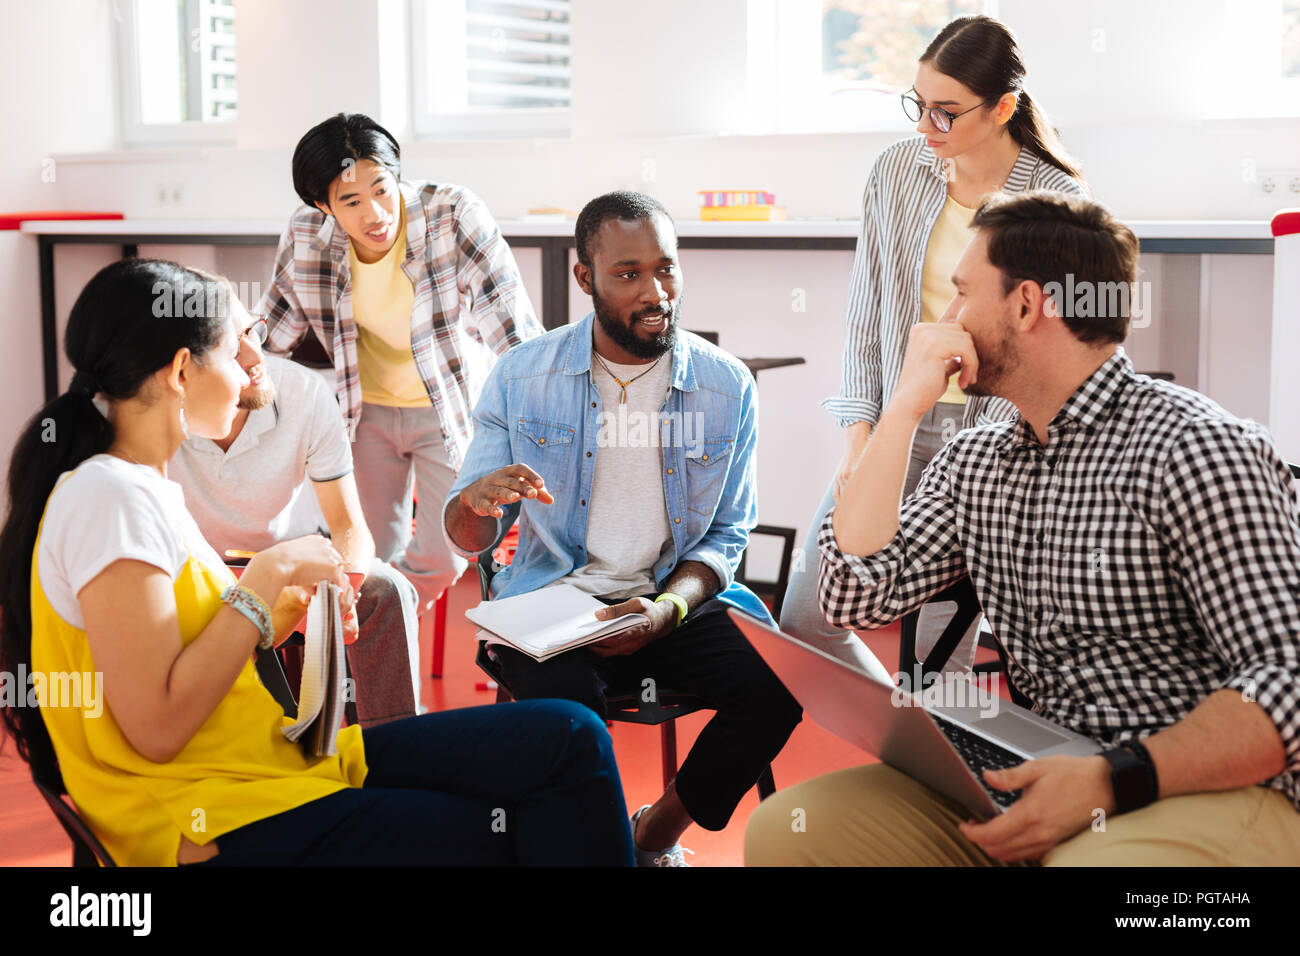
[{"left": 1, "top": 574, "right": 911, "bottom": 867}]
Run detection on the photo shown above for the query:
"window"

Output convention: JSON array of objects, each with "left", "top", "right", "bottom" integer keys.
[
  {"left": 119, "top": 0, "right": 237, "bottom": 144},
  {"left": 821, "top": 0, "right": 985, "bottom": 91},
  {"left": 1208, "top": 0, "right": 1300, "bottom": 118},
  {"left": 746, "top": 0, "right": 990, "bottom": 135},
  {"left": 1284, "top": 0, "right": 1300, "bottom": 77},
  {"left": 411, "top": 0, "right": 571, "bottom": 138}
]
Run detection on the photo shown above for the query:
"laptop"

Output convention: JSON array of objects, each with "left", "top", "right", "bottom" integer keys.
[{"left": 729, "top": 609, "right": 1101, "bottom": 819}]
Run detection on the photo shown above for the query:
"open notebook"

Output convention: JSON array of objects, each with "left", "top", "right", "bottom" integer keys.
[
  {"left": 467, "top": 583, "right": 649, "bottom": 662},
  {"left": 281, "top": 580, "right": 346, "bottom": 757}
]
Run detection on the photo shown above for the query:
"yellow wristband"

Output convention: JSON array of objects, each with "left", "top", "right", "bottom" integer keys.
[{"left": 654, "top": 592, "right": 689, "bottom": 628}]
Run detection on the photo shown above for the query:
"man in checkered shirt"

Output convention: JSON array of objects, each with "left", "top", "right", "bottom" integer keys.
[{"left": 746, "top": 191, "right": 1300, "bottom": 865}]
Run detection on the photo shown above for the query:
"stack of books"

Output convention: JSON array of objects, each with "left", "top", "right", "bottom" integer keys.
[{"left": 698, "top": 189, "right": 787, "bottom": 221}]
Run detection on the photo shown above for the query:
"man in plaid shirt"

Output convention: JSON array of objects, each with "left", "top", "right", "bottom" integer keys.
[
  {"left": 746, "top": 191, "right": 1300, "bottom": 865},
  {"left": 257, "top": 114, "right": 542, "bottom": 615}
]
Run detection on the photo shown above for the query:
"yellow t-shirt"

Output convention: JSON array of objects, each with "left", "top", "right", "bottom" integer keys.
[
  {"left": 30, "top": 464, "right": 367, "bottom": 866},
  {"left": 920, "top": 194, "right": 977, "bottom": 405},
  {"left": 349, "top": 206, "right": 430, "bottom": 407}
]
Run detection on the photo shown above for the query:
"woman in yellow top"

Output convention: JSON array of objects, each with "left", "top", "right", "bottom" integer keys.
[{"left": 0, "top": 259, "right": 633, "bottom": 866}]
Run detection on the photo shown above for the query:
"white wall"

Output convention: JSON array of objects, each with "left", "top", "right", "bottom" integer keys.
[
  {"left": 0, "top": 0, "right": 117, "bottom": 495},
  {"left": 2, "top": 0, "right": 1291, "bottom": 555}
]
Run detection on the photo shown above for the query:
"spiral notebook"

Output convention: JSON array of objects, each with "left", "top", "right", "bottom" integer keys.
[{"left": 280, "top": 580, "right": 346, "bottom": 757}]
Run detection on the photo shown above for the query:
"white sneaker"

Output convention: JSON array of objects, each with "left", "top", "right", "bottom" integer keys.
[{"left": 630, "top": 805, "right": 695, "bottom": 867}]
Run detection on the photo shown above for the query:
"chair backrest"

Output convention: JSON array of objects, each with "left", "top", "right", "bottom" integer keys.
[
  {"left": 476, "top": 502, "right": 521, "bottom": 601},
  {"left": 30, "top": 759, "right": 116, "bottom": 867},
  {"left": 897, "top": 576, "right": 983, "bottom": 687},
  {"left": 898, "top": 576, "right": 1032, "bottom": 709}
]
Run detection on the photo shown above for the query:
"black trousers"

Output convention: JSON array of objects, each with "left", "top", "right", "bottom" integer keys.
[{"left": 492, "top": 598, "right": 802, "bottom": 831}]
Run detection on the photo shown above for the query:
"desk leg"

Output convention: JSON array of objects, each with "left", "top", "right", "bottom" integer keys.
[
  {"left": 40, "top": 237, "right": 58, "bottom": 402},
  {"left": 540, "top": 238, "right": 569, "bottom": 331},
  {"left": 123, "top": 243, "right": 138, "bottom": 259}
]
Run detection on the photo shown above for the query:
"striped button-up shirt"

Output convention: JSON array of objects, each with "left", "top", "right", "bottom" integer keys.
[
  {"left": 822, "top": 136, "right": 1089, "bottom": 431},
  {"left": 819, "top": 350, "right": 1300, "bottom": 810},
  {"left": 256, "top": 180, "right": 542, "bottom": 469}
]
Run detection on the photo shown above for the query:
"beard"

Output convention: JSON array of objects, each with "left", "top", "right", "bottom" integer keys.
[
  {"left": 237, "top": 379, "right": 276, "bottom": 411},
  {"left": 592, "top": 287, "right": 680, "bottom": 360},
  {"left": 962, "top": 321, "right": 1017, "bottom": 398}
]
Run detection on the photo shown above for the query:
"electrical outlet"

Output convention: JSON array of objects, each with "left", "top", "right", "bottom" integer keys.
[
  {"left": 157, "top": 184, "right": 184, "bottom": 205},
  {"left": 1256, "top": 168, "right": 1300, "bottom": 197}
]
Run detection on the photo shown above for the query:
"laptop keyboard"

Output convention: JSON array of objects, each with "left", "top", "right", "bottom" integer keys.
[{"left": 930, "top": 715, "right": 1026, "bottom": 810}]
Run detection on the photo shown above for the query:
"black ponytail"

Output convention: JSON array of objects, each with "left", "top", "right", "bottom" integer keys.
[
  {"left": 0, "top": 259, "right": 230, "bottom": 784},
  {"left": 921, "top": 15, "right": 1084, "bottom": 182}
]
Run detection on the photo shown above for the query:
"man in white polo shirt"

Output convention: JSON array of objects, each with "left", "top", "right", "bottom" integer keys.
[{"left": 170, "top": 308, "right": 422, "bottom": 727}]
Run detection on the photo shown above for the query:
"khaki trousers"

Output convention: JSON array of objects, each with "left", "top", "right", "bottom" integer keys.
[{"left": 744, "top": 763, "right": 1300, "bottom": 866}]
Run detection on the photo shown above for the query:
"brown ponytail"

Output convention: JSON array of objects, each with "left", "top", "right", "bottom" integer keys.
[{"left": 922, "top": 15, "right": 1084, "bottom": 182}]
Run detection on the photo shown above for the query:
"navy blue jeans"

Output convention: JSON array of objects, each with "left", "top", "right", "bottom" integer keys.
[{"left": 196, "top": 700, "right": 634, "bottom": 866}]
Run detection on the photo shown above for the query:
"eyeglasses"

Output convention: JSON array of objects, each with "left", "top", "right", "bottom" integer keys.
[
  {"left": 241, "top": 317, "right": 269, "bottom": 346},
  {"left": 901, "top": 90, "right": 984, "bottom": 134}
]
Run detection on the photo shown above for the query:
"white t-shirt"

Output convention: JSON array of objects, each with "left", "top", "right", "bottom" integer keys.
[
  {"left": 169, "top": 355, "right": 353, "bottom": 556},
  {"left": 560, "top": 353, "right": 674, "bottom": 600},
  {"left": 37, "top": 455, "right": 232, "bottom": 630}
]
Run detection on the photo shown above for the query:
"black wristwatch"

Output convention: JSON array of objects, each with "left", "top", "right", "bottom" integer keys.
[{"left": 1100, "top": 744, "right": 1159, "bottom": 814}]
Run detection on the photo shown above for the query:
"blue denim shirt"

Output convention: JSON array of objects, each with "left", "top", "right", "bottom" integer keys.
[{"left": 444, "top": 312, "right": 773, "bottom": 625}]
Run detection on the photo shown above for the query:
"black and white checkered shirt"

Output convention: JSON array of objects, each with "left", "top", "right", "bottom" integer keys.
[{"left": 819, "top": 349, "right": 1300, "bottom": 810}]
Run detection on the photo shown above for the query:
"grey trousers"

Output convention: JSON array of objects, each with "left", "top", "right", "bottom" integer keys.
[
  {"left": 780, "top": 403, "right": 979, "bottom": 676},
  {"left": 350, "top": 558, "right": 424, "bottom": 725},
  {"left": 351, "top": 402, "right": 469, "bottom": 615}
]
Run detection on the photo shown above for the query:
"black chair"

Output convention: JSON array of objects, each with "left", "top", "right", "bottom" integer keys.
[
  {"left": 897, "top": 575, "right": 1032, "bottom": 710},
  {"left": 736, "top": 524, "right": 797, "bottom": 621},
  {"left": 686, "top": 330, "right": 799, "bottom": 620},
  {"left": 473, "top": 509, "right": 776, "bottom": 799},
  {"left": 31, "top": 759, "right": 116, "bottom": 868}
]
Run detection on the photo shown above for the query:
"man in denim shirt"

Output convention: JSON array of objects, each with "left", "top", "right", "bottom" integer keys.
[{"left": 443, "top": 192, "right": 801, "bottom": 866}]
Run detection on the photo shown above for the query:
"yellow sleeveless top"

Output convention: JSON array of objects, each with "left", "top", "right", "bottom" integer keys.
[{"left": 30, "top": 488, "right": 367, "bottom": 867}]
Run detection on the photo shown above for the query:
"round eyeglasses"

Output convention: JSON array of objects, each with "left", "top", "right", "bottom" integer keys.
[
  {"left": 901, "top": 90, "right": 984, "bottom": 134},
  {"left": 241, "top": 317, "right": 269, "bottom": 346}
]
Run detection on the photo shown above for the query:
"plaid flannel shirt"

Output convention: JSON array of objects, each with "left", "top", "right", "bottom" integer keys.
[
  {"left": 256, "top": 180, "right": 542, "bottom": 469},
  {"left": 819, "top": 349, "right": 1300, "bottom": 810}
]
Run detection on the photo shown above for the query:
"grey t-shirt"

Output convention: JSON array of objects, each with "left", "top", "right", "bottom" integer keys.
[
  {"left": 559, "top": 351, "right": 675, "bottom": 601},
  {"left": 169, "top": 354, "right": 353, "bottom": 557}
]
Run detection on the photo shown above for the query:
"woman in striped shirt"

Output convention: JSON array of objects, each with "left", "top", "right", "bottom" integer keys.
[{"left": 781, "top": 15, "right": 1089, "bottom": 674}]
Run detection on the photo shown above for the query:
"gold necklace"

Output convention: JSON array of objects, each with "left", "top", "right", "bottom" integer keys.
[{"left": 592, "top": 351, "right": 664, "bottom": 405}]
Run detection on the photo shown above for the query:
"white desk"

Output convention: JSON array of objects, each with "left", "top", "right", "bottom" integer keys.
[{"left": 21, "top": 217, "right": 1273, "bottom": 401}]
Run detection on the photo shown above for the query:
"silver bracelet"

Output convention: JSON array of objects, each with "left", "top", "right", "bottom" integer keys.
[{"left": 221, "top": 585, "right": 274, "bottom": 650}]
